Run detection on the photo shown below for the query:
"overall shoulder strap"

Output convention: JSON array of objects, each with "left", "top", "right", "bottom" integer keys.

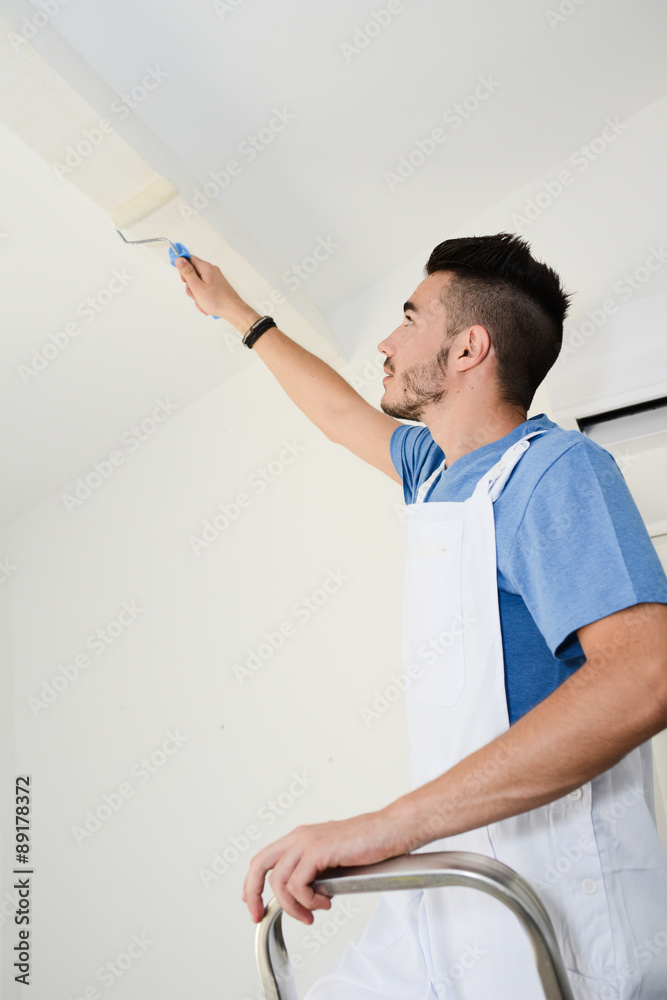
[
  {"left": 473, "top": 429, "right": 549, "bottom": 503},
  {"left": 414, "top": 457, "right": 447, "bottom": 505}
]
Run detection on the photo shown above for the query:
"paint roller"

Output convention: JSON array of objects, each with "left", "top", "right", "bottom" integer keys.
[{"left": 111, "top": 178, "right": 219, "bottom": 318}]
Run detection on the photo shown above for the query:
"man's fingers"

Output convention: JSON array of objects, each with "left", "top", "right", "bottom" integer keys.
[
  {"left": 182, "top": 282, "right": 206, "bottom": 314},
  {"left": 268, "top": 846, "right": 317, "bottom": 925},
  {"left": 175, "top": 254, "right": 222, "bottom": 316},
  {"left": 176, "top": 254, "right": 211, "bottom": 282},
  {"left": 243, "top": 838, "right": 291, "bottom": 923},
  {"left": 286, "top": 855, "right": 333, "bottom": 914},
  {"left": 243, "top": 828, "right": 334, "bottom": 925},
  {"left": 243, "top": 864, "right": 269, "bottom": 923},
  {"left": 187, "top": 253, "right": 212, "bottom": 278},
  {"left": 174, "top": 256, "right": 201, "bottom": 284}
]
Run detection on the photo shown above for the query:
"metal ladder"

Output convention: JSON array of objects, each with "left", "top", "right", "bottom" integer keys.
[{"left": 255, "top": 850, "right": 576, "bottom": 1000}]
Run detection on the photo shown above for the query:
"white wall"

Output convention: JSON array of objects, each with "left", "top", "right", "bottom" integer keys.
[
  {"left": 3, "top": 77, "right": 667, "bottom": 1000},
  {"left": 2, "top": 351, "right": 413, "bottom": 999}
]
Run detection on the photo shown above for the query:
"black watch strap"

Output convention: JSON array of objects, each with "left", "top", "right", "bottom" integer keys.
[{"left": 243, "top": 315, "right": 276, "bottom": 349}]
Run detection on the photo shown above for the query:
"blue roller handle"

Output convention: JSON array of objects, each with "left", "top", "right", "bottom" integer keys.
[{"left": 169, "top": 242, "right": 219, "bottom": 319}]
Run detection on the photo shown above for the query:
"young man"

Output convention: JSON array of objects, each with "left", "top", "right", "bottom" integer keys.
[{"left": 176, "top": 234, "right": 667, "bottom": 999}]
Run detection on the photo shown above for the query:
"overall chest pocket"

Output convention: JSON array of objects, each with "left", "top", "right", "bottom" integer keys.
[{"left": 403, "top": 520, "right": 466, "bottom": 707}]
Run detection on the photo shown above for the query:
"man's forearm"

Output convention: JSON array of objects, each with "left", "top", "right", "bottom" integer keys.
[
  {"left": 176, "top": 256, "right": 366, "bottom": 443},
  {"left": 387, "top": 608, "right": 667, "bottom": 851},
  {"left": 241, "top": 608, "right": 667, "bottom": 924},
  {"left": 227, "top": 304, "right": 364, "bottom": 443}
]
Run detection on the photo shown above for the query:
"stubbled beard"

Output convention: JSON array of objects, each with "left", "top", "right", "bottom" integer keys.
[{"left": 380, "top": 342, "right": 451, "bottom": 422}]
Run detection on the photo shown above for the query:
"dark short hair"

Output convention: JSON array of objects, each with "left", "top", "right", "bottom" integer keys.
[{"left": 424, "top": 233, "right": 572, "bottom": 410}]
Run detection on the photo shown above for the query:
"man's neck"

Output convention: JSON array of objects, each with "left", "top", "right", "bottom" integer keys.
[{"left": 426, "top": 401, "right": 528, "bottom": 469}]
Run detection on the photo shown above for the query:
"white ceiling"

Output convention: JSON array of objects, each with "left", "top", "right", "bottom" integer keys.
[
  {"left": 6, "top": 0, "right": 667, "bottom": 312},
  {"left": 1, "top": 0, "right": 667, "bottom": 524}
]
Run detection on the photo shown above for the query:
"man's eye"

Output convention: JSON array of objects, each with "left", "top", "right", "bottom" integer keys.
[{"left": 404, "top": 315, "right": 413, "bottom": 325}]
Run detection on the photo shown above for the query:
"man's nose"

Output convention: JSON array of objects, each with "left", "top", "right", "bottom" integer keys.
[{"left": 377, "top": 333, "right": 394, "bottom": 356}]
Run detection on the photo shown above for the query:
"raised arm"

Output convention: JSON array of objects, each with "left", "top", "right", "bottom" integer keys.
[{"left": 175, "top": 255, "right": 402, "bottom": 484}]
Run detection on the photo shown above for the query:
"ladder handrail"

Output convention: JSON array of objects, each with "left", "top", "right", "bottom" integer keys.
[{"left": 255, "top": 850, "right": 576, "bottom": 1000}]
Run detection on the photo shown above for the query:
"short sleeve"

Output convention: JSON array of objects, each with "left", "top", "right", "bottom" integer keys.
[
  {"left": 507, "top": 440, "right": 667, "bottom": 660},
  {"left": 390, "top": 424, "right": 443, "bottom": 505}
]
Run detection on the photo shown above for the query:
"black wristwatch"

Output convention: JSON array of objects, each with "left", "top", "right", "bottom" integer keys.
[{"left": 242, "top": 315, "right": 276, "bottom": 349}]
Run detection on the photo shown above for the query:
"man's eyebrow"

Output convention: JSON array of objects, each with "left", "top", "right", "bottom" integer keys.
[{"left": 403, "top": 300, "right": 419, "bottom": 314}]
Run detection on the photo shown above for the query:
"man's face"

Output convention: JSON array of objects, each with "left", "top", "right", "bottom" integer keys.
[{"left": 377, "top": 272, "right": 456, "bottom": 422}]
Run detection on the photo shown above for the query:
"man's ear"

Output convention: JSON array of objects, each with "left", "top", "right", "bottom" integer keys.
[{"left": 454, "top": 325, "right": 492, "bottom": 370}]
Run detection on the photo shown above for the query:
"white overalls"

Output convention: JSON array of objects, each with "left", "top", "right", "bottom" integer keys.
[{"left": 305, "top": 431, "right": 667, "bottom": 1000}]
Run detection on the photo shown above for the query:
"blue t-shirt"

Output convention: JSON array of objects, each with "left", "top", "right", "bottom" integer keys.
[{"left": 390, "top": 413, "right": 667, "bottom": 724}]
